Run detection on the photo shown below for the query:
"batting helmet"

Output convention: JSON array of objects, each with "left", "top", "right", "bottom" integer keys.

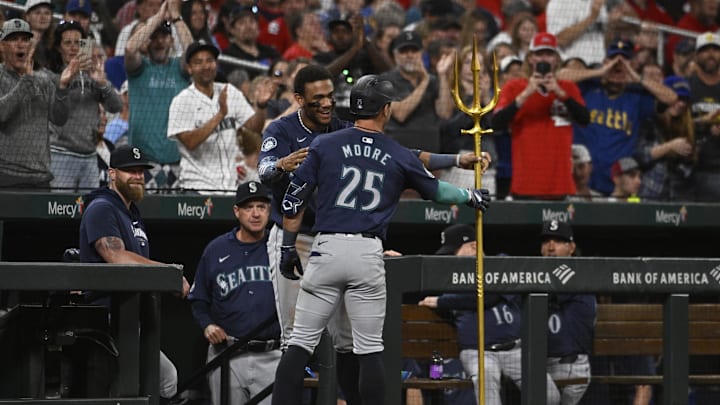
[{"left": 349, "top": 75, "right": 400, "bottom": 117}]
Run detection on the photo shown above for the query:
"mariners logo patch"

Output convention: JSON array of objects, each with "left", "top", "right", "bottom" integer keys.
[{"left": 261, "top": 137, "right": 277, "bottom": 152}]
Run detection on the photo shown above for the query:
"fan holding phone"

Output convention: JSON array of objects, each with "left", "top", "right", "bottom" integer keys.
[
  {"left": 490, "top": 32, "right": 591, "bottom": 199},
  {"left": 46, "top": 20, "right": 123, "bottom": 191}
]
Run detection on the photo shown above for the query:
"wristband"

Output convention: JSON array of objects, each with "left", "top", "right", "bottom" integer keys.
[
  {"left": 282, "top": 229, "right": 298, "bottom": 246},
  {"left": 455, "top": 154, "right": 461, "bottom": 168},
  {"left": 426, "top": 153, "right": 457, "bottom": 170}
]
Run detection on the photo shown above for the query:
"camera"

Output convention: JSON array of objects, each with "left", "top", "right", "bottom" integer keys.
[{"left": 535, "top": 61, "right": 552, "bottom": 75}]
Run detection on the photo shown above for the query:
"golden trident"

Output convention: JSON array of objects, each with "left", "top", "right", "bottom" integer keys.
[{"left": 451, "top": 36, "right": 500, "bottom": 405}]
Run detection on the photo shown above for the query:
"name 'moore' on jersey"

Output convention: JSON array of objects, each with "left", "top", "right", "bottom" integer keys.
[{"left": 290, "top": 127, "right": 439, "bottom": 239}]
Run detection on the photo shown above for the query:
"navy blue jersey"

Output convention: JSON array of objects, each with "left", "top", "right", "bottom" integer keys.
[
  {"left": 258, "top": 112, "right": 351, "bottom": 232},
  {"left": 291, "top": 128, "right": 439, "bottom": 239},
  {"left": 547, "top": 294, "right": 597, "bottom": 357},
  {"left": 79, "top": 187, "right": 149, "bottom": 262},
  {"left": 437, "top": 293, "right": 522, "bottom": 349},
  {"left": 187, "top": 228, "right": 280, "bottom": 339}
]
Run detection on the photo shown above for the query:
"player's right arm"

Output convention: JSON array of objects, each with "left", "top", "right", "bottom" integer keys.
[
  {"left": 257, "top": 120, "right": 308, "bottom": 182},
  {"left": 433, "top": 181, "right": 490, "bottom": 212},
  {"left": 94, "top": 236, "right": 161, "bottom": 265}
]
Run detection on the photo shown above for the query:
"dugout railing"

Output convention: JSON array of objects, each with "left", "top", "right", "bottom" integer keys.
[
  {"left": 382, "top": 255, "right": 720, "bottom": 405},
  {"left": 0, "top": 262, "right": 183, "bottom": 405}
]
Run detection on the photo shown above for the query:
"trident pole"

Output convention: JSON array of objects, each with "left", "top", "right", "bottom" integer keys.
[{"left": 451, "top": 36, "right": 501, "bottom": 404}]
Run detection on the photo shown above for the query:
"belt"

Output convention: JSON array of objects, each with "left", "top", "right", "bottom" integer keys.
[
  {"left": 486, "top": 339, "right": 519, "bottom": 352},
  {"left": 318, "top": 232, "right": 379, "bottom": 239},
  {"left": 235, "top": 339, "right": 280, "bottom": 353},
  {"left": 559, "top": 354, "right": 579, "bottom": 364}
]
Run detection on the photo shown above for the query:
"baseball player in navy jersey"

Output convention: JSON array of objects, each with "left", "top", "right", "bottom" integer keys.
[
  {"left": 187, "top": 181, "right": 281, "bottom": 405},
  {"left": 269, "top": 74, "right": 490, "bottom": 405},
  {"left": 79, "top": 145, "right": 189, "bottom": 401},
  {"left": 420, "top": 224, "right": 561, "bottom": 405},
  {"left": 258, "top": 64, "right": 487, "bottom": 404},
  {"left": 542, "top": 221, "right": 595, "bottom": 405}
]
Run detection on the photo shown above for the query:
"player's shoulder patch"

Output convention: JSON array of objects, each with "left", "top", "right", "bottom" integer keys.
[{"left": 261, "top": 137, "right": 278, "bottom": 152}]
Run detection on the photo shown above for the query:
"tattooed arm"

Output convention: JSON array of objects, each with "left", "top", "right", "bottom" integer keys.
[
  {"left": 94, "top": 236, "right": 162, "bottom": 264},
  {"left": 94, "top": 236, "right": 190, "bottom": 296}
]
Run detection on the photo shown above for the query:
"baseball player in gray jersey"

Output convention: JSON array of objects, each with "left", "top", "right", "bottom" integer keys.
[
  {"left": 270, "top": 75, "right": 490, "bottom": 405},
  {"left": 259, "top": 64, "right": 487, "bottom": 404}
]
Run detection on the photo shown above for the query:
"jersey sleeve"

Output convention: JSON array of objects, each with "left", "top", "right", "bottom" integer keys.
[
  {"left": 291, "top": 139, "right": 320, "bottom": 188},
  {"left": 400, "top": 148, "right": 439, "bottom": 200},
  {"left": 258, "top": 119, "right": 294, "bottom": 178},
  {"left": 81, "top": 202, "right": 123, "bottom": 247},
  {"left": 187, "top": 249, "right": 215, "bottom": 329},
  {"left": 167, "top": 91, "right": 195, "bottom": 138}
]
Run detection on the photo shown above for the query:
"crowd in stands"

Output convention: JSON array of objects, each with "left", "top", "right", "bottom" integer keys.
[{"left": 1, "top": 0, "right": 719, "bottom": 202}]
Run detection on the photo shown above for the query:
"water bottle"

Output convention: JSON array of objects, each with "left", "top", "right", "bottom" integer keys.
[{"left": 429, "top": 350, "right": 443, "bottom": 380}]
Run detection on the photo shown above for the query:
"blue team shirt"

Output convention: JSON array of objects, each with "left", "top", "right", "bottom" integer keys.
[
  {"left": 547, "top": 294, "right": 597, "bottom": 357},
  {"left": 573, "top": 80, "right": 656, "bottom": 194},
  {"left": 292, "top": 127, "right": 439, "bottom": 239},
  {"left": 79, "top": 187, "right": 150, "bottom": 262},
  {"left": 187, "top": 228, "right": 280, "bottom": 339},
  {"left": 438, "top": 293, "right": 522, "bottom": 349},
  {"left": 259, "top": 113, "right": 351, "bottom": 232}
]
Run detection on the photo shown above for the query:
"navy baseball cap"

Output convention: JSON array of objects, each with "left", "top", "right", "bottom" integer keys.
[
  {"left": 663, "top": 75, "right": 691, "bottom": 100},
  {"left": 541, "top": 220, "right": 573, "bottom": 242},
  {"left": 151, "top": 20, "right": 173, "bottom": 37},
  {"left": 110, "top": 145, "right": 154, "bottom": 169},
  {"left": 350, "top": 74, "right": 401, "bottom": 117},
  {"left": 185, "top": 40, "right": 220, "bottom": 63},
  {"left": 235, "top": 181, "right": 271, "bottom": 206},
  {"left": 392, "top": 31, "right": 423, "bottom": 52},
  {"left": 65, "top": 0, "right": 92, "bottom": 16},
  {"left": 607, "top": 38, "right": 634, "bottom": 59},
  {"left": 436, "top": 224, "right": 476, "bottom": 255},
  {"left": 229, "top": 5, "right": 259, "bottom": 25}
]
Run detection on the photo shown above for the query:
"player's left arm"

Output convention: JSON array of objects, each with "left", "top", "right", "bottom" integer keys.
[
  {"left": 413, "top": 150, "right": 491, "bottom": 171},
  {"left": 171, "top": 86, "right": 228, "bottom": 151}
]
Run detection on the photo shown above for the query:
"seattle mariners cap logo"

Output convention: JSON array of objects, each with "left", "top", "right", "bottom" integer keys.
[
  {"left": 132, "top": 148, "right": 141, "bottom": 160},
  {"left": 356, "top": 98, "right": 363, "bottom": 110},
  {"left": 249, "top": 181, "right": 257, "bottom": 193},
  {"left": 549, "top": 220, "right": 560, "bottom": 231}
]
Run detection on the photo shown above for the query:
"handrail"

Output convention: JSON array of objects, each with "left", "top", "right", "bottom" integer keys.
[
  {"left": 620, "top": 16, "right": 704, "bottom": 66},
  {"left": 172, "top": 315, "right": 277, "bottom": 404}
]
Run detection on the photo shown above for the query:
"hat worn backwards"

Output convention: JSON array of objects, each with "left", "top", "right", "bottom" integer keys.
[
  {"left": 110, "top": 145, "right": 154, "bottom": 170},
  {"left": 541, "top": 220, "right": 573, "bottom": 242},
  {"left": 235, "top": 181, "right": 271, "bottom": 206},
  {"left": 436, "top": 224, "right": 476, "bottom": 255}
]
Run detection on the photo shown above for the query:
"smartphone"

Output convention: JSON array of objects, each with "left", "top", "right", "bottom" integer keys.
[
  {"left": 79, "top": 38, "right": 93, "bottom": 60},
  {"left": 535, "top": 61, "right": 552, "bottom": 75}
]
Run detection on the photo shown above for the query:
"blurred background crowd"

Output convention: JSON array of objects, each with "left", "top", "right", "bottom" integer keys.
[{"left": 1, "top": 0, "right": 719, "bottom": 203}]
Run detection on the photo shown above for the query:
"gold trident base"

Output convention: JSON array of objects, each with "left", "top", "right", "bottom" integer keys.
[{"left": 451, "top": 36, "right": 501, "bottom": 405}]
